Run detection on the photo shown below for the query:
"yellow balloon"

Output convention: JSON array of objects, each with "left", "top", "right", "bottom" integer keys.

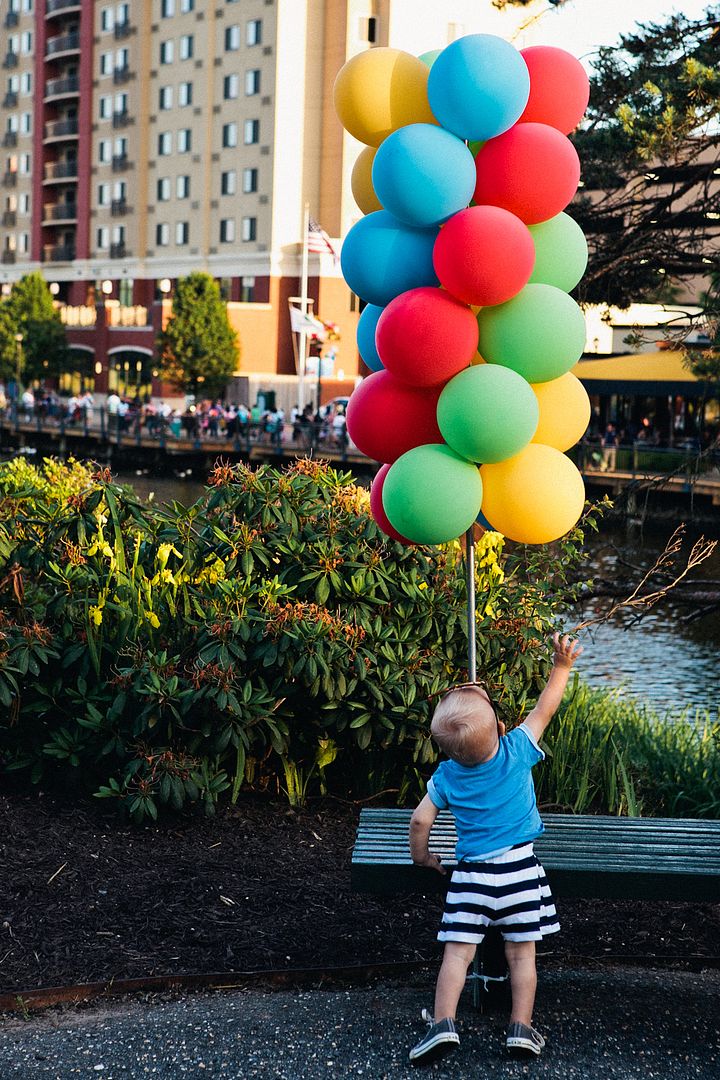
[
  {"left": 531, "top": 373, "right": 591, "bottom": 452},
  {"left": 480, "top": 444, "right": 585, "bottom": 545},
  {"left": 351, "top": 146, "right": 383, "bottom": 214},
  {"left": 333, "top": 48, "right": 437, "bottom": 147}
]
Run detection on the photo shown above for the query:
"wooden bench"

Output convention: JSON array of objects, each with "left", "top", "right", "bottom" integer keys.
[{"left": 352, "top": 809, "right": 720, "bottom": 902}]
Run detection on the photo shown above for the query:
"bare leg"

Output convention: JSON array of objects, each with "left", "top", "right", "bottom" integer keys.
[
  {"left": 505, "top": 940, "right": 537, "bottom": 1027},
  {"left": 434, "top": 941, "right": 476, "bottom": 1020}
]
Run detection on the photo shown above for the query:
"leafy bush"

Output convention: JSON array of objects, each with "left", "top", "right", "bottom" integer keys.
[{"left": 0, "top": 457, "right": 598, "bottom": 820}]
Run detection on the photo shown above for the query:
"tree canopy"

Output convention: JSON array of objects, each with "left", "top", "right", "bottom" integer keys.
[
  {"left": 3, "top": 272, "right": 70, "bottom": 384},
  {"left": 157, "top": 272, "right": 240, "bottom": 398}
]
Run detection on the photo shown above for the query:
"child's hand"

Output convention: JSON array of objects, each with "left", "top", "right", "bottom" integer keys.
[
  {"left": 414, "top": 852, "right": 447, "bottom": 875},
  {"left": 551, "top": 632, "right": 583, "bottom": 669}
]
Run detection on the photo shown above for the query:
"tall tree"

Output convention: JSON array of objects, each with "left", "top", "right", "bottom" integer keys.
[
  {"left": 0, "top": 303, "right": 20, "bottom": 384},
  {"left": 157, "top": 272, "right": 240, "bottom": 398},
  {"left": 6, "top": 271, "right": 70, "bottom": 383}
]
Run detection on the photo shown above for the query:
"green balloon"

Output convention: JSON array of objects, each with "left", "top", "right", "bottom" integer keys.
[
  {"left": 383, "top": 443, "right": 483, "bottom": 546},
  {"left": 419, "top": 49, "right": 443, "bottom": 68},
  {"left": 437, "top": 365, "right": 539, "bottom": 464},
  {"left": 528, "top": 213, "right": 588, "bottom": 292},
  {"left": 477, "top": 284, "right": 586, "bottom": 384}
]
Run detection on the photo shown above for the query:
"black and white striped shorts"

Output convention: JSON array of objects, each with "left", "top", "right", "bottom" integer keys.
[{"left": 438, "top": 842, "right": 560, "bottom": 945}]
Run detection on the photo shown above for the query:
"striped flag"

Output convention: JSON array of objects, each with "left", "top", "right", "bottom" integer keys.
[{"left": 307, "top": 217, "right": 338, "bottom": 260}]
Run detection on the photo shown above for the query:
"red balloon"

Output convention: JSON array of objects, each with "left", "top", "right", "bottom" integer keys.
[
  {"left": 519, "top": 47, "right": 590, "bottom": 135},
  {"left": 376, "top": 287, "right": 478, "bottom": 386},
  {"left": 474, "top": 124, "right": 581, "bottom": 226},
  {"left": 346, "top": 370, "right": 443, "bottom": 463},
  {"left": 433, "top": 206, "right": 535, "bottom": 307},
  {"left": 370, "top": 464, "right": 412, "bottom": 544}
]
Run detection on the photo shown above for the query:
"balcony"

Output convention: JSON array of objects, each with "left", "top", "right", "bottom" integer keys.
[
  {"left": 111, "top": 199, "right": 130, "bottom": 217},
  {"left": 111, "top": 154, "right": 130, "bottom": 172},
  {"left": 2, "top": 172, "right": 17, "bottom": 188},
  {"left": 113, "top": 66, "right": 131, "bottom": 85},
  {"left": 2, "top": 91, "right": 17, "bottom": 108},
  {"left": 4, "top": 11, "right": 19, "bottom": 28},
  {"left": 3, "top": 53, "right": 19, "bottom": 70},
  {"left": 45, "top": 32, "right": 81, "bottom": 58},
  {"left": 44, "top": 75, "right": 80, "bottom": 101},
  {"left": 46, "top": 0, "right": 82, "bottom": 17},
  {"left": 1, "top": 250, "right": 16, "bottom": 265},
  {"left": 109, "top": 242, "right": 127, "bottom": 259},
  {"left": 44, "top": 117, "right": 79, "bottom": 142},
  {"left": 2, "top": 131, "right": 17, "bottom": 148},
  {"left": 2, "top": 210, "right": 16, "bottom": 226},
  {"left": 44, "top": 160, "right": 78, "bottom": 181},
  {"left": 114, "top": 21, "right": 132, "bottom": 40},
  {"left": 43, "top": 202, "right": 78, "bottom": 223},
  {"left": 43, "top": 243, "right": 76, "bottom": 262},
  {"left": 112, "top": 110, "right": 131, "bottom": 129}
]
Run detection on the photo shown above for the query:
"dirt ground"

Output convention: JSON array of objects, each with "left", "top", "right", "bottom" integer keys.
[{"left": 2, "top": 789, "right": 718, "bottom": 994}]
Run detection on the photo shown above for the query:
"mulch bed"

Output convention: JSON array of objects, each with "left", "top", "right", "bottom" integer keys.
[{"left": 2, "top": 789, "right": 719, "bottom": 994}]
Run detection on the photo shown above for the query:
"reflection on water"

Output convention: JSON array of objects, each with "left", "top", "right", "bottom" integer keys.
[{"left": 118, "top": 473, "right": 719, "bottom": 715}]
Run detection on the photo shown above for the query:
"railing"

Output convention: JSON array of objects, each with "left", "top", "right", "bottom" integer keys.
[
  {"left": 43, "top": 202, "right": 77, "bottom": 221},
  {"left": 112, "top": 66, "right": 131, "bottom": 85},
  {"left": 2, "top": 91, "right": 18, "bottom": 108},
  {"left": 112, "top": 110, "right": 131, "bottom": 128},
  {"left": 109, "top": 242, "right": 127, "bottom": 259},
  {"left": 44, "top": 118, "right": 79, "bottom": 139},
  {"left": 111, "top": 199, "right": 129, "bottom": 216},
  {"left": 44, "top": 160, "right": 78, "bottom": 179},
  {"left": 2, "top": 210, "right": 16, "bottom": 226},
  {"left": 4, "top": 11, "right": 19, "bottom": 28},
  {"left": 2, "top": 172, "right": 17, "bottom": 187},
  {"left": 46, "top": 0, "right": 82, "bottom": 14},
  {"left": 2, "top": 131, "right": 18, "bottom": 147},
  {"left": 111, "top": 154, "right": 130, "bottom": 172},
  {"left": 58, "top": 303, "right": 150, "bottom": 328},
  {"left": 44, "top": 76, "right": 80, "bottom": 98},
  {"left": 45, "top": 32, "right": 80, "bottom": 57},
  {"left": 114, "top": 21, "right": 132, "bottom": 40},
  {"left": 59, "top": 304, "right": 97, "bottom": 327},
  {"left": 43, "top": 244, "right": 76, "bottom": 262},
  {"left": 1, "top": 250, "right": 16, "bottom": 264},
  {"left": 3, "top": 53, "right": 18, "bottom": 70}
]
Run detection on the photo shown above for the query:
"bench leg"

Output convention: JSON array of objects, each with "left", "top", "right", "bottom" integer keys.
[{"left": 468, "top": 927, "right": 509, "bottom": 1011}]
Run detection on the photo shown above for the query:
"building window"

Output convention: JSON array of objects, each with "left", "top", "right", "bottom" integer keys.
[
  {"left": 20, "top": 72, "right": 31, "bottom": 96},
  {"left": 20, "top": 112, "right": 31, "bottom": 135},
  {"left": 241, "top": 216, "right": 257, "bottom": 242},
  {"left": 223, "top": 74, "right": 239, "bottom": 100},
  {"left": 179, "top": 34, "right": 193, "bottom": 60},
  {"left": 180, "top": 0, "right": 194, "bottom": 11},
  {"left": 222, "top": 122, "right": 237, "bottom": 148},
  {"left": 114, "top": 180, "right": 126, "bottom": 202},
  {"left": 219, "top": 218, "right": 235, "bottom": 243},
  {"left": 112, "top": 224, "right": 125, "bottom": 246},
  {"left": 100, "top": 52, "right": 113, "bottom": 76},
  {"left": 114, "top": 136, "right": 128, "bottom": 158},
  {"left": 98, "top": 182, "right": 111, "bottom": 206},
  {"left": 161, "top": 0, "right": 174, "bottom": 15},
  {"left": 159, "top": 86, "right": 173, "bottom": 110},
  {"left": 242, "top": 167, "right": 257, "bottom": 193},
  {"left": 18, "top": 232, "right": 28, "bottom": 254},
  {"left": 118, "top": 278, "right": 133, "bottom": 306},
  {"left": 99, "top": 96, "right": 113, "bottom": 120},
  {"left": 244, "top": 119, "right": 259, "bottom": 144},
  {"left": 116, "top": 47, "right": 129, "bottom": 71},
  {"left": 245, "top": 69, "right": 260, "bottom": 96},
  {"left": 177, "top": 128, "right": 191, "bottom": 152},
  {"left": 176, "top": 174, "right": 190, "bottom": 198},
  {"left": 19, "top": 153, "right": 30, "bottom": 174},
  {"left": 221, "top": 169, "right": 236, "bottom": 195},
  {"left": 156, "top": 222, "right": 170, "bottom": 246},
  {"left": 178, "top": 81, "right": 193, "bottom": 106},
  {"left": 176, "top": 221, "right": 189, "bottom": 245},
  {"left": 117, "top": 2, "right": 129, "bottom": 26},
  {"left": 246, "top": 19, "right": 262, "bottom": 46},
  {"left": 158, "top": 131, "right": 172, "bottom": 155},
  {"left": 157, "top": 176, "right": 171, "bottom": 201},
  {"left": 241, "top": 276, "right": 255, "bottom": 302},
  {"left": 115, "top": 92, "right": 128, "bottom": 115},
  {"left": 160, "top": 40, "right": 174, "bottom": 64},
  {"left": 101, "top": 7, "right": 114, "bottom": 31},
  {"left": 358, "top": 16, "right": 378, "bottom": 43},
  {"left": 225, "top": 25, "right": 240, "bottom": 51},
  {"left": 99, "top": 139, "right": 111, "bottom": 163},
  {"left": 20, "top": 31, "right": 32, "bottom": 54},
  {"left": 97, "top": 226, "right": 110, "bottom": 250},
  {"left": 19, "top": 192, "right": 29, "bottom": 215}
]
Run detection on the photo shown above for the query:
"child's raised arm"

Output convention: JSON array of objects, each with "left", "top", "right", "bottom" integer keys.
[{"left": 523, "top": 633, "right": 583, "bottom": 743}]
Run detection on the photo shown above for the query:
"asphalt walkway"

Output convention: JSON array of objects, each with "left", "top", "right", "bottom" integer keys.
[{"left": 1, "top": 965, "right": 718, "bottom": 1079}]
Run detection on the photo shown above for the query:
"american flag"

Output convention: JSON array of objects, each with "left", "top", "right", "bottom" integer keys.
[{"left": 307, "top": 217, "right": 338, "bottom": 260}]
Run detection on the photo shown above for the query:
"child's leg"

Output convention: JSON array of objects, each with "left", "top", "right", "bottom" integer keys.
[
  {"left": 504, "top": 940, "right": 537, "bottom": 1026},
  {"left": 434, "top": 941, "right": 477, "bottom": 1020}
]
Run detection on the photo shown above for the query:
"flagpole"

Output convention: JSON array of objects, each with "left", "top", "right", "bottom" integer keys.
[{"left": 298, "top": 201, "right": 310, "bottom": 413}]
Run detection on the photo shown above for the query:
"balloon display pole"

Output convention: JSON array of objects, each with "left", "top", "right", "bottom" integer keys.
[{"left": 465, "top": 526, "right": 477, "bottom": 683}]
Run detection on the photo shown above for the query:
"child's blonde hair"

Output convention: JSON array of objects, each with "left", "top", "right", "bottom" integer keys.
[{"left": 431, "top": 685, "right": 497, "bottom": 765}]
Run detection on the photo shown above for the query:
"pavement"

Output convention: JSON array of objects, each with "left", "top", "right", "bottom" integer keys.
[{"left": 0, "top": 965, "right": 718, "bottom": 1079}]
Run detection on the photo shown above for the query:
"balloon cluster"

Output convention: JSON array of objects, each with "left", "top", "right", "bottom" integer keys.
[{"left": 334, "top": 37, "right": 592, "bottom": 546}]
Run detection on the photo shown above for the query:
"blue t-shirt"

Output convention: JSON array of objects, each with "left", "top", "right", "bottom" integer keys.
[{"left": 426, "top": 724, "right": 545, "bottom": 861}]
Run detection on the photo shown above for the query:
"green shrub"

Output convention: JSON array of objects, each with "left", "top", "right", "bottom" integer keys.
[{"left": 0, "top": 456, "right": 600, "bottom": 819}]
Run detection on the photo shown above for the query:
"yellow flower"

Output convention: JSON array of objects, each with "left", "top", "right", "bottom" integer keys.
[
  {"left": 147, "top": 611, "right": 160, "bottom": 628},
  {"left": 156, "top": 543, "right": 182, "bottom": 570},
  {"left": 89, "top": 605, "right": 103, "bottom": 626}
]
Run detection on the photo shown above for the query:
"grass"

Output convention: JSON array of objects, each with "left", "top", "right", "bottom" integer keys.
[{"left": 538, "top": 680, "right": 720, "bottom": 818}]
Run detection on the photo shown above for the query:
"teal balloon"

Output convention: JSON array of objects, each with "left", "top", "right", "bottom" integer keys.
[
  {"left": 372, "top": 124, "right": 476, "bottom": 227},
  {"left": 437, "top": 365, "right": 539, "bottom": 463},
  {"left": 528, "top": 213, "right": 588, "bottom": 292},
  {"left": 357, "top": 303, "right": 384, "bottom": 372},
  {"left": 419, "top": 49, "right": 442, "bottom": 68},
  {"left": 477, "top": 284, "right": 586, "bottom": 384},
  {"left": 383, "top": 444, "right": 483, "bottom": 545},
  {"left": 340, "top": 210, "right": 439, "bottom": 307}
]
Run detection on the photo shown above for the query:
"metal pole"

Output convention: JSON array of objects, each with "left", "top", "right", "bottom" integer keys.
[
  {"left": 298, "top": 202, "right": 310, "bottom": 412},
  {"left": 465, "top": 526, "right": 476, "bottom": 682}
]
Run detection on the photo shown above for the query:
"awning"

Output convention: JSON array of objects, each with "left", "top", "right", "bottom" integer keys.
[{"left": 573, "top": 351, "right": 710, "bottom": 398}]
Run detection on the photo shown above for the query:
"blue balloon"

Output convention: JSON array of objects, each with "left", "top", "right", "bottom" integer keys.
[
  {"left": 340, "top": 210, "right": 439, "bottom": 307},
  {"left": 372, "top": 124, "right": 476, "bottom": 227},
  {"left": 357, "top": 304, "right": 385, "bottom": 372},
  {"left": 428, "top": 34, "right": 530, "bottom": 141}
]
